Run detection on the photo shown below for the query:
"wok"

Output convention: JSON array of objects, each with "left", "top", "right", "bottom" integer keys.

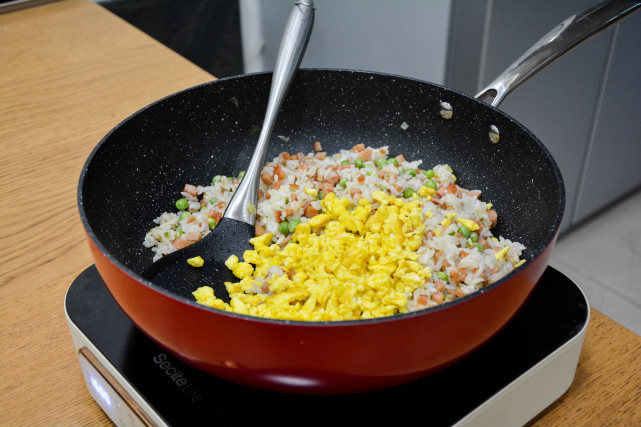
[{"left": 78, "top": 1, "right": 638, "bottom": 394}]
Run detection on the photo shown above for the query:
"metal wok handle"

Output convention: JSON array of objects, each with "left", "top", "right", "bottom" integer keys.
[
  {"left": 476, "top": 0, "right": 641, "bottom": 108},
  {"left": 225, "top": 1, "right": 315, "bottom": 224}
]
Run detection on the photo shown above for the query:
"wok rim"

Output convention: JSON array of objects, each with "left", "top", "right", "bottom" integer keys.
[{"left": 77, "top": 68, "right": 566, "bottom": 328}]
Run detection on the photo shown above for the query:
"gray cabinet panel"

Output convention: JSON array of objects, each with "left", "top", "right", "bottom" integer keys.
[
  {"left": 573, "top": 11, "right": 641, "bottom": 223},
  {"left": 449, "top": 0, "right": 616, "bottom": 233},
  {"left": 485, "top": 0, "right": 612, "bottom": 234}
]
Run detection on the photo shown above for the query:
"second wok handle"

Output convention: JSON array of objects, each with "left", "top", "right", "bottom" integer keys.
[
  {"left": 225, "top": 1, "right": 315, "bottom": 225},
  {"left": 476, "top": 0, "right": 641, "bottom": 108}
]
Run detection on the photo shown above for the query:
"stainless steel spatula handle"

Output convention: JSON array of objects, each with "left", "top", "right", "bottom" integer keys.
[{"left": 225, "top": 0, "right": 315, "bottom": 224}]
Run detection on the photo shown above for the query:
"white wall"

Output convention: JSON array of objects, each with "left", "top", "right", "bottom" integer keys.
[{"left": 240, "top": 0, "right": 452, "bottom": 84}]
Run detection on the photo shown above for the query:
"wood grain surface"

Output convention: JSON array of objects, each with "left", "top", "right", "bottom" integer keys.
[
  {"left": 0, "top": 1, "right": 212, "bottom": 425},
  {"left": 1, "top": 1, "right": 639, "bottom": 425}
]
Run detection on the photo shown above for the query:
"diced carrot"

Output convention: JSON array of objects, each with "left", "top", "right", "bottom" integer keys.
[
  {"left": 434, "top": 281, "right": 446, "bottom": 292},
  {"left": 186, "top": 216, "right": 196, "bottom": 223},
  {"left": 459, "top": 250, "right": 469, "bottom": 258},
  {"left": 184, "top": 232, "right": 201, "bottom": 242},
  {"left": 339, "top": 163, "right": 352, "bottom": 170},
  {"left": 357, "top": 174, "right": 366, "bottom": 183},
  {"left": 200, "top": 198, "right": 208, "bottom": 208},
  {"left": 172, "top": 238, "right": 189, "bottom": 250},
  {"left": 261, "top": 172, "right": 273, "bottom": 185},
  {"left": 467, "top": 190, "right": 481, "bottom": 199},
  {"left": 215, "top": 201, "right": 226, "bottom": 210},
  {"left": 319, "top": 182, "right": 334, "bottom": 196},
  {"left": 271, "top": 180, "right": 283, "bottom": 190},
  {"left": 255, "top": 225, "right": 266, "bottom": 236},
  {"left": 395, "top": 154, "right": 406, "bottom": 163},
  {"left": 357, "top": 149, "right": 372, "bottom": 161},
  {"left": 314, "top": 152, "right": 327, "bottom": 160},
  {"left": 432, "top": 292, "right": 444, "bottom": 304},
  {"left": 290, "top": 193, "right": 298, "bottom": 202},
  {"left": 208, "top": 211, "right": 223, "bottom": 222},
  {"left": 449, "top": 268, "right": 467, "bottom": 282},
  {"left": 455, "top": 287, "right": 467, "bottom": 298},
  {"left": 352, "top": 143, "right": 365, "bottom": 152},
  {"left": 313, "top": 141, "right": 323, "bottom": 152},
  {"left": 290, "top": 184, "right": 300, "bottom": 190},
  {"left": 281, "top": 152, "right": 290, "bottom": 160},
  {"left": 258, "top": 189, "right": 264, "bottom": 199},
  {"left": 326, "top": 173, "right": 341, "bottom": 186},
  {"left": 416, "top": 294, "right": 429, "bottom": 307},
  {"left": 183, "top": 184, "right": 198, "bottom": 197},
  {"left": 274, "top": 164, "right": 286, "bottom": 180},
  {"left": 349, "top": 187, "right": 361, "bottom": 197},
  {"left": 487, "top": 209, "right": 498, "bottom": 227},
  {"left": 393, "top": 184, "right": 403, "bottom": 192},
  {"left": 304, "top": 204, "right": 320, "bottom": 218}
]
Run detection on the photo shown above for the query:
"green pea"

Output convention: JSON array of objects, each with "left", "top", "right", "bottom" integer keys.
[
  {"left": 288, "top": 218, "right": 301, "bottom": 234},
  {"left": 354, "top": 158, "right": 364, "bottom": 168},
  {"left": 207, "top": 218, "right": 217, "bottom": 229},
  {"left": 424, "top": 169, "right": 435, "bottom": 179},
  {"left": 458, "top": 225, "right": 471, "bottom": 239},
  {"left": 437, "top": 271, "right": 449, "bottom": 283},
  {"left": 178, "top": 211, "right": 190, "bottom": 221},
  {"left": 339, "top": 177, "right": 348, "bottom": 188},
  {"left": 212, "top": 175, "right": 222, "bottom": 184},
  {"left": 341, "top": 160, "right": 350, "bottom": 165},
  {"left": 209, "top": 198, "right": 219, "bottom": 205},
  {"left": 238, "top": 171, "right": 245, "bottom": 179},
  {"left": 278, "top": 221, "right": 290, "bottom": 234},
  {"left": 175, "top": 228, "right": 184, "bottom": 237},
  {"left": 175, "top": 198, "right": 189, "bottom": 211},
  {"left": 407, "top": 169, "right": 417, "bottom": 177},
  {"left": 423, "top": 179, "right": 437, "bottom": 190},
  {"left": 376, "top": 158, "right": 387, "bottom": 168},
  {"left": 474, "top": 243, "right": 483, "bottom": 253},
  {"left": 470, "top": 232, "right": 479, "bottom": 243},
  {"left": 403, "top": 188, "right": 415, "bottom": 198},
  {"left": 318, "top": 190, "right": 323, "bottom": 200},
  {"left": 387, "top": 158, "right": 399, "bottom": 166}
]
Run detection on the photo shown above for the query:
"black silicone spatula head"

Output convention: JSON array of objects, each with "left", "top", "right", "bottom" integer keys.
[{"left": 142, "top": 1, "right": 315, "bottom": 295}]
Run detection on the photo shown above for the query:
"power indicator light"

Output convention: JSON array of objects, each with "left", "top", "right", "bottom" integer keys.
[{"left": 89, "top": 374, "right": 112, "bottom": 409}]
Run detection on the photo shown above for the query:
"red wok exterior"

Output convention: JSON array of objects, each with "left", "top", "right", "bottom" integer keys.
[{"left": 89, "top": 233, "right": 557, "bottom": 395}]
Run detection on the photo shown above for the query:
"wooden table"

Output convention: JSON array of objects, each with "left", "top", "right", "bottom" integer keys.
[{"left": 1, "top": 1, "right": 639, "bottom": 425}]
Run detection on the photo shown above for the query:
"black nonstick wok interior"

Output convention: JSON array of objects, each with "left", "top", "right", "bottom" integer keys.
[{"left": 80, "top": 69, "right": 564, "bottom": 299}]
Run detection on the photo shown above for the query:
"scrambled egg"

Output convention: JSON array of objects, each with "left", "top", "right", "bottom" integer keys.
[{"left": 193, "top": 191, "right": 431, "bottom": 321}]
